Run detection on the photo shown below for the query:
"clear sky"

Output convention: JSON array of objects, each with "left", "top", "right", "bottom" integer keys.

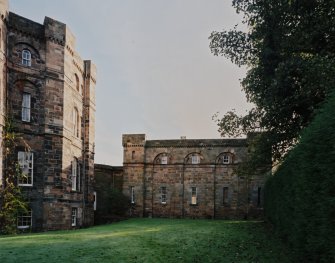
[{"left": 10, "top": 0, "right": 249, "bottom": 165}]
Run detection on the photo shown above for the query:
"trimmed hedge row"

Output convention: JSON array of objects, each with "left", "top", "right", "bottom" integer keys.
[{"left": 264, "top": 93, "right": 335, "bottom": 263}]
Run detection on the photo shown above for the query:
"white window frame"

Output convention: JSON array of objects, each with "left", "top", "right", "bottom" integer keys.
[
  {"left": 191, "top": 155, "right": 200, "bottom": 164},
  {"left": 130, "top": 186, "right": 135, "bottom": 204},
  {"left": 18, "top": 151, "right": 33, "bottom": 186},
  {"left": 22, "top": 49, "right": 31, "bottom": 66},
  {"left": 161, "top": 186, "right": 167, "bottom": 204},
  {"left": 191, "top": 187, "right": 197, "bottom": 205},
  {"left": 17, "top": 209, "right": 32, "bottom": 229},
  {"left": 161, "top": 156, "right": 168, "bottom": 165},
  {"left": 223, "top": 154, "right": 230, "bottom": 164},
  {"left": 71, "top": 208, "right": 77, "bottom": 227},
  {"left": 22, "top": 93, "right": 31, "bottom": 122}
]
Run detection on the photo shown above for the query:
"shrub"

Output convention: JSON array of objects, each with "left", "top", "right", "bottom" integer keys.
[
  {"left": 265, "top": 92, "right": 335, "bottom": 262},
  {"left": 94, "top": 187, "right": 129, "bottom": 224}
]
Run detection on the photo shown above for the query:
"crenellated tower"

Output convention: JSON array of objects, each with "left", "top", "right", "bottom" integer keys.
[{"left": 0, "top": 2, "right": 96, "bottom": 231}]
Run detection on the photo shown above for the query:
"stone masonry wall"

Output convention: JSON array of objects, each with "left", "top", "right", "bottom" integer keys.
[
  {"left": 122, "top": 134, "right": 265, "bottom": 219},
  {"left": 3, "top": 9, "right": 96, "bottom": 231}
]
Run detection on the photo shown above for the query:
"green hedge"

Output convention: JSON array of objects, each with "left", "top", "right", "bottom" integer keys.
[{"left": 265, "top": 93, "right": 335, "bottom": 262}]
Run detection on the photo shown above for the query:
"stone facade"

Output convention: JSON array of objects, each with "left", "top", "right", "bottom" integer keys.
[
  {"left": 122, "top": 134, "right": 267, "bottom": 219},
  {"left": 0, "top": 0, "right": 96, "bottom": 231}
]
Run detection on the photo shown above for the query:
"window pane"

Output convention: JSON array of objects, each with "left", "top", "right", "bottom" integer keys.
[
  {"left": 71, "top": 208, "right": 77, "bottom": 226},
  {"left": 161, "top": 156, "right": 168, "bottom": 164},
  {"left": 17, "top": 209, "right": 32, "bottom": 229},
  {"left": 22, "top": 50, "right": 31, "bottom": 66},
  {"left": 191, "top": 155, "right": 200, "bottom": 164},
  {"left": 191, "top": 187, "right": 197, "bottom": 204},
  {"left": 161, "top": 187, "right": 167, "bottom": 203},
  {"left": 72, "top": 159, "right": 77, "bottom": 191},
  {"left": 18, "top": 151, "right": 33, "bottom": 186},
  {"left": 22, "top": 93, "right": 31, "bottom": 122},
  {"left": 223, "top": 155, "right": 230, "bottom": 164}
]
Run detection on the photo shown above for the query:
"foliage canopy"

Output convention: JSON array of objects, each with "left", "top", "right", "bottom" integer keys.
[{"left": 209, "top": 0, "right": 335, "bottom": 161}]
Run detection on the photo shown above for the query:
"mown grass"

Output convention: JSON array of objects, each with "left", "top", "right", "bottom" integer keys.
[{"left": 0, "top": 219, "right": 293, "bottom": 263}]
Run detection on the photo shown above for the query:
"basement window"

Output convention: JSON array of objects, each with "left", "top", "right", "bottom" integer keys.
[
  {"left": 17, "top": 209, "right": 32, "bottom": 229},
  {"left": 71, "top": 208, "right": 77, "bottom": 227}
]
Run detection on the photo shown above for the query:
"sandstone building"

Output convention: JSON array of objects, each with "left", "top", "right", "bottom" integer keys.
[
  {"left": 0, "top": 0, "right": 96, "bottom": 231},
  {"left": 122, "top": 134, "right": 267, "bottom": 219}
]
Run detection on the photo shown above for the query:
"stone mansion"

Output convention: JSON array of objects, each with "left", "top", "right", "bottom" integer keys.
[{"left": 0, "top": 0, "right": 268, "bottom": 231}]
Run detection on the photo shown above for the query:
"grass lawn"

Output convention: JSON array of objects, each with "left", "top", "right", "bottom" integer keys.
[{"left": 0, "top": 219, "right": 293, "bottom": 263}]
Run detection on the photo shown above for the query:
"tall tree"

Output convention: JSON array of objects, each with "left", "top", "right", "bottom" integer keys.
[{"left": 209, "top": 0, "right": 335, "bottom": 162}]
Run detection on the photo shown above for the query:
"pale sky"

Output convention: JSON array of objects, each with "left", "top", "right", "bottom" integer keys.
[{"left": 10, "top": 0, "right": 250, "bottom": 165}]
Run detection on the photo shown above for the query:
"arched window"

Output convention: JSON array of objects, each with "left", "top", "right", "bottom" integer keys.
[
  {"left": 74, "top": 74, "right": 80, "bottom": 91},
  {"left": 184, "top": 153, "right": 202, "bottom": 164},
  {"left": 22, "top": 50, "right": 31, "bottom": 66},
  {"left": 154, "top": 153, "right": 169, "bottom": 165},
  {"left": 73, "top": 107, "right": 80, "bottom": 137}
]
